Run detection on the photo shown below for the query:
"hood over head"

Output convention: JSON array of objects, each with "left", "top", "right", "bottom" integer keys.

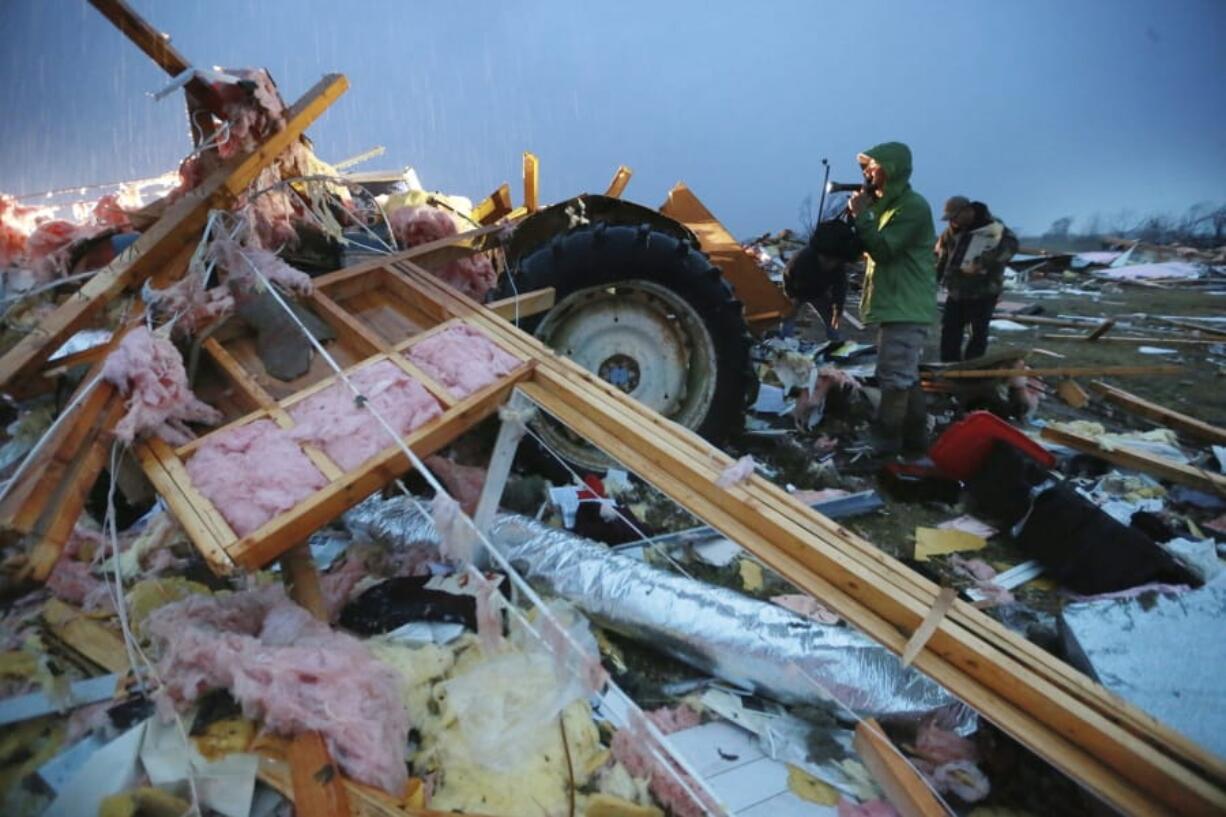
[{"left": 858, "top": 141, "right": 913, "bottom": 200}]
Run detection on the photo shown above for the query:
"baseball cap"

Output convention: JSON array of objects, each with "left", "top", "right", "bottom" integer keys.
[{"left": 942, "top": 195, "right": 970, "bottom": 220}]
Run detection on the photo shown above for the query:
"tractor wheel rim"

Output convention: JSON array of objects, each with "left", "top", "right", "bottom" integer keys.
[{"left": 533, "top": 279, "right": 719, "bottom": 470}]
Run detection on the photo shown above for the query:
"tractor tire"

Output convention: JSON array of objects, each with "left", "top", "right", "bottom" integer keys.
[{"left": 499, "top": 221, "right": 754, "bottom": 472}]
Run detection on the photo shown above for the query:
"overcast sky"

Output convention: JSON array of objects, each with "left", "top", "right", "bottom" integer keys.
[{"left": 1, "top": 0, "right": 1223, "bottom": 237}]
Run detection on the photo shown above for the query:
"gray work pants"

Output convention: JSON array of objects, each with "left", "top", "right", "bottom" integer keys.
[{"left": 875, "top": 322, "right": 929, "bottom": 391}]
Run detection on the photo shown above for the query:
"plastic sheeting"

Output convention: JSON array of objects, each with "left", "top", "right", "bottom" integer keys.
[{"left": 339, "top": 497, "right": 971, "bottom": 728}]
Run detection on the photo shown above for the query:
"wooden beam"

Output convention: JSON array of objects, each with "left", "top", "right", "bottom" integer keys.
[
  {"left": 1089, "top": 381, "right": 1226, "bottom": 446},
  {"left": 1056, "top": 378, "right": 1090, "bottom": 409},
  {"left": 1041, "top": 425, "right": 1226, "bottom": 494},
  {"left": 1041, "top": 334, "right": 1222, "bottom": 346},
  {"left": 202, "top": 337, "right": 277, "bottom": 410},
  {"left": 312, "top": 222, "right": 509, "bottom": 288},
  {"left": 285, "top": 730, "right": 352, "bottom": 817},
  {"left": 605, "top": 165, "right": 632, "bottom": 198},
  {"left": 280, "top": 545, "right": 352, "bottom": 817},
  {"left": 522, "top": 152, "right": 539, "bottom": 212},
  {"left": 925, "top": 365, "right": 1182, "bottom": 380},
  {"left": 257, "top": 747, "right": 453, "bottom": 817},
  {"left": 1152, "top": 317, "right": 1226, "bottom": 338},
  {"left": 853, "top": 719, "right": 947, "bottom": 817},
  {"left": 472, "top": 183, "right": 513, "bottom": 225},
  {"left": 87, "top": 0, "right": 225, "bottom": 120},
  {"left": 0, "top": 74, "right": 348, "bottom": 392},
  {"left": 26, "top": 397, "right": 127, "bottom": 581},
  {"left": 382, "top": 261, "right": 1226, "bottom": 816},
  {"left": 990, "top": 313, "right": 1096, "bottom": 329},
  {"left": 486, "top": 287, "right": 556, "bottom": 322},
  {"left": 1086, "top": 319, "right": 1116, "bottom": 341}
]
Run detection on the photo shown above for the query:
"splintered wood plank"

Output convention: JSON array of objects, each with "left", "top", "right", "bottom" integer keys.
[
  {"left": 224, "top": 364, "right": 531, "bottom": 570},
  {"left": 28, "top": 396, "right": 128, "bottom": 580},
  {"left": 86, "top": 0, "right": 225, "bottom": 128},
  {"left": 0, "top": 73, "right": 348, "bottom": 391},
  {"left": 605, "top": 165, "right": 632, "bottom": 198},
  {"left": 854, "top": 719, "right": 946, "bottom": 817},
  {"left": 1086, "top": 319, "right": 1116, "bottom": 340},
  {"left": 1153, "top": 317, "right": 1226, "bottom": 338},
  {"left": 286, "top": 729, "right": 352, "bottom": 817},
  {"left": 1042, "top": 334, "right": 1221, "bottom": 346},
  {"left": 1089, "top": 381, "right": 1226, "bottom": 445},
  {"left": 42, "top": 599, "right": 129, "bottom": 674},
  {"left": 312, "top": 222, "right": 508, "bottom": 288},
  {"left": 1, "top": 379, "right": 114, "bottom": 535},
  {"left": 380, "top": 262, "right": 1225, "bottom": 815},
  {"left": 256, "top": 746, "right": 440, "bottom": 817},
  {"left": 1041, "top": 425, "right": 1226, "bottom": 494},
  {"left": 925, "top": 365, "right": 1182, "bottom": 380},
  {"left": 522, "top": 151, "right": 539, "bottom": 211},
  {"left": 487, "top": 286, "right": 556, "bottom": 322},
  {"left": 473, "top": 183, "right": 513, "bottom": 224}
]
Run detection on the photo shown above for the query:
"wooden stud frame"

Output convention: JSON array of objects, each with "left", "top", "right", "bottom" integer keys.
[{"left": 139, "top": 263, "right": 532, "bottom": 573}]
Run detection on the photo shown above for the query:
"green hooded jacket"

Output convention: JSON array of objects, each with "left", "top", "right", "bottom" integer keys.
[{"left": 854, "top": 142, "right": 938, "bottom": 325}]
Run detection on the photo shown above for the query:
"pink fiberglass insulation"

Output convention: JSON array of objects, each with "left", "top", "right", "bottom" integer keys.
[
  {"left": 287, "top": 360, "right": 442, "bottom": 472},
  {"left": 0, "top": 194, "right": 44, "bottom": 267},
  {"left": 610, "top": 724, "right": 715, "bottom": 817},
  {"left": 715, "top": 454, "right": 756, "bottom": 488},
  {"left": 185, "top": 419, "right": 328, "bottom": 537},
  {"left": 645, "top": 704, "right": 702, "bottom": 735},
  {"left": 212, "top": 68, "right": 287, "bottom": 160},
  {"left": 146, "top": 585, "right": 409, "bottom": 793},
  {"left": 388, "top": 204, "right": 453, "bottom": 249},
  {"left": 208, "top": 232, "right": 313, "bottom": 297},
  {"left": 320, "top": 555, "right": 367, "bottom": 622},
  {"left": 102, "top": 327, "right": 224, "bottom": 446},
  {"left": 405, "top": 325, "right": 519, "bottom": 399},
  {"left": 915, "top": 718, "right": 978, "bottom": 765},
  {"left": 143, "top": 275, "right": 235, "bottom": 336},
  {"left": 425, "top": 456, "right": 486, "bottom": 516},
  {"left": 435, "top": 254, "right": 498, "bottom": 301},
  {"left": 46, "top": 558, "right": 113, "bottom": 613},
  {"left": 387, "top": 205, "right": 497, "bottom": 300}
]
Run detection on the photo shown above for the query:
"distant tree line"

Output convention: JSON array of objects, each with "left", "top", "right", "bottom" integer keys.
[{"left": 1041, "top": 202, "right": 1226, "bottom": 247}]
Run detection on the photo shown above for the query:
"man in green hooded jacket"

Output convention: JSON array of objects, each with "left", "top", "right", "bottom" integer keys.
[{"left": 847, "top": 142, "right": 938, "bottom": 454}]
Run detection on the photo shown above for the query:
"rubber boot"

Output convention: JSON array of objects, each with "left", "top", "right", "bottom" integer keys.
[
  {"left": 870, "top": 389, "right": 908, "bottom": 456},
  {"left": 902, "top": 384, "right": 930, "bottom": 456}
]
